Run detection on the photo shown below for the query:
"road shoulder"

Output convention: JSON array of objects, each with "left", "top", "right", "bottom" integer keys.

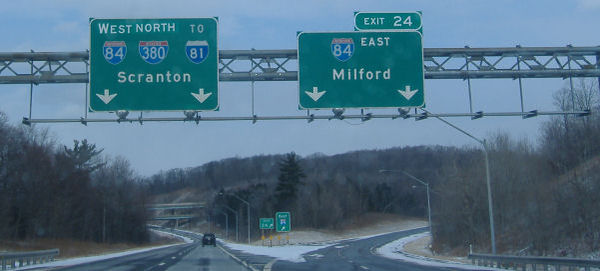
[{"left": 375, "top": 232, "right": 504, "bottom": 270}]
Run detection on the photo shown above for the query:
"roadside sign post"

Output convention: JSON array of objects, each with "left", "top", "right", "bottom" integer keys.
[
  {"left": 89, "top": 18, "right": 218, "bottom": 112},
  {"left": 259, "top": 217, "right": 274, "bottom": 246},
  {"left": 298, "top": 31, "right": 424, "bottom": 109},
  {"left": 275, "top": 212, "right": 291, "bottom": 232}
]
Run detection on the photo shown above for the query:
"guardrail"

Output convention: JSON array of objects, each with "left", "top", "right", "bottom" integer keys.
[
  {"left": 148, "top": 225, "right": 204, "bottom": 242},
  {"left": 469, "top": 253, "right": 600, "bottom": 271},
  {"left": 0, "top": 249, "right": 59, "bottom": 270}
]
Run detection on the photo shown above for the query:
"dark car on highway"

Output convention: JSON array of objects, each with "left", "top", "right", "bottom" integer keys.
[{"left": 202, "top": 233, "right": 216, "bottom": 247}]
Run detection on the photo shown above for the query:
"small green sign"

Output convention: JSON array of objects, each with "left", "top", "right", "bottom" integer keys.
[
  {"left": 89, "top": 18, "right": 218, "bottom": 112},
  {"left": 275, "top": 212, "right": 291, "bottom": 232},
  {"left": 298, "top": 31, "right": 424, "bottom": 109},
  {"left": 260, "top": 218, "right": 274, "bottom": 230},
  {"left": 354, "top": 12, "right": 422, "bottom": 31}
]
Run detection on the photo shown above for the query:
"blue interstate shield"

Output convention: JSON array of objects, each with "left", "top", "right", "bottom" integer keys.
[
  {"left": 138, "top": 41, "right": 168, "bottom": 64},
  {"left": 331, "top": 38, "right": 354, "bottom": 62},
  {"left": 185, "top": 41, "right": 209, "bottom": 64},
  {"left": 103, "top": 41, "right": 127, "bottom": 65}
]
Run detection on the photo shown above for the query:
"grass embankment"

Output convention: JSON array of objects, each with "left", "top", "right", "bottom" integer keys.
[{"left": 0, "top": 230, "right": 182, "bottom": 259}]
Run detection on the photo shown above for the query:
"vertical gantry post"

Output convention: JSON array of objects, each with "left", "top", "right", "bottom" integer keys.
[
  {"left": 85, "top": 53, "right": 89, "bottom": 120},
  {"left": 465, "top": 52, "right": 474, "bottom": 113},
  {"left": 517, "top": 54, "right": 525, "bottom": 112},
  {"left": 251, "top": 80, "right": 255, "bottom": 116},
  {"left": 568, "top": 54, "right": 576, "bottom": 111},
  {"left": 596, "top": 53, "right": 600, "bottom": 99},
  {"left": 28, "top": 51, "right": 34, "bottom": 120}
]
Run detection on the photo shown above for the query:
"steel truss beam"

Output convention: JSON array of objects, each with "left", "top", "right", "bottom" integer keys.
[
  {"left": 22, "top": 110, "right": 591, "bottom": 125},
  {"left": 1, "top": 46, "right": 599, "bottom": 84}
]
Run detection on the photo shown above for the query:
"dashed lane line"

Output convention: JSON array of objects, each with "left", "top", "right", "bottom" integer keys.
[
  {"left": 264, "top": 259, "right": 278, "bottom": 271},
  {"left": 217, "top": 244, "right": 260, "bottom": 271}
]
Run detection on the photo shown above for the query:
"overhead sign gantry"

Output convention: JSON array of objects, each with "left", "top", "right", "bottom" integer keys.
[
  {"left": 0, "top": 13, "right": 597, "bottom": 124},
  {"left": 89, "top": 18, "right": 218, "bottom": 112}
]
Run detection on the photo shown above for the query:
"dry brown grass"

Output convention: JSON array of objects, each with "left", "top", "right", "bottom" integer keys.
[
  {"left": 338, "top": 213, "right": 423, "bottom": 231},
  {"left": 0, "top": 231, "right": 182, "bottom": 259}
]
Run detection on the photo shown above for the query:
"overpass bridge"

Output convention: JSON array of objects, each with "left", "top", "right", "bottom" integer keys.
[
  {"left": 147, "top": 202, "right": 205, "bottom": 228},
  {"left": 147, "top": 202, "right": 205, "bottom": 210}
]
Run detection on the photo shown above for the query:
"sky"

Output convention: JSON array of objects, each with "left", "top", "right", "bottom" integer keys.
[{"left": 0, "top": 0, "right": 599, "bottom": 176}]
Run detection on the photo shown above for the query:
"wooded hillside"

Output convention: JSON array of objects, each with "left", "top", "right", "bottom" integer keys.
[
  {"left": 1, "top": 79, "right": 597, "bottom": 257},
  {"left": 0, "top": 116, "right": 148, "bottom": 244},
  {"left": 145, "top": 79, "right": 600, "bottom": 256}
]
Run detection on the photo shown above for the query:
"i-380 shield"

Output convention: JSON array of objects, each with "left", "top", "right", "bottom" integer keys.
[{"left": 138, "top": 41, "right": 168, "bottom": 64}]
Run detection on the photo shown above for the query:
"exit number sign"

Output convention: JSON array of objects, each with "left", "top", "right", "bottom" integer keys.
[{"left": 354, "top": 12, "right": 422, "bottom": 31}]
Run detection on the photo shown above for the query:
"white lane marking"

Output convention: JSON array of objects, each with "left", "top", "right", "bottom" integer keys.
[
  {"left": 264, "top": 258, "right": 278, "bottom": 271},
  {"left": 306, "top": 253, "right": 324, "bottom": 258},
  {"left": 360, "top": 266, "right": 369, "bottom": 270},
  {"left": 216, "top": 244, "right": 260, "bottom": 271}
]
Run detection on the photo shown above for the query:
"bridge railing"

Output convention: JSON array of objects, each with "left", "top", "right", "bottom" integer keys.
[
  {"left": 469, "top": 253, "right": 600, "bottom": 271},
  {"left": 0, "top": 249, "right": 59, "bottom": 270}
]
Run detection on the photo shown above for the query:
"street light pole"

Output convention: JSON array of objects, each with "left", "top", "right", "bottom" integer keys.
[
  {"left": 421, "top": 108, "right": 496, "bottom": 254},
  {"left": 379, "top": 169, "right": 432, "bottom": 235},
  {"left": 218, "top": 210, "right": 229, "bottom": 240},
  {"left": 230, "top": 194, "right": 251, "bottom": 244},
  {"left": 426, "top": 183, "right": 432, "bottom": 236},
  {"left": 222, "top": 205, "right": 239, "bottom": 242}
]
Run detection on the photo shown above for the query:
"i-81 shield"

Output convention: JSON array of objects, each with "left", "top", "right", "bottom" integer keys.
[
  {"left": 139, "top": 41, "right": 168, "bottom": 64},
  {"left": 185, "top": 41, "right": 209, "bottom": 64},
  {"left": 103, "top": 41, "right": 126, "bottom": 65}
]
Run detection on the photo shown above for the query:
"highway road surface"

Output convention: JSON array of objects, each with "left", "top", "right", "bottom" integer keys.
[
  {"left": 217, "top": 227, "right": 493, "bottom": 271},
  {"left": 42, "top": 227, "right": 490, "bottom": 271},
  {"left": 270, "top": 227, "right": 490, "bottom": 271},
  {"left": 51, "top": 242, "right": 246, "bottom": 271}
]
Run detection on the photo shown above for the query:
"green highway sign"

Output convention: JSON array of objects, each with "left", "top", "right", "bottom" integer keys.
[
  {"left": 89, "top": 18, "right": 218, "bottom": 112},
  {"left": 354, "top": 12, "right": 422, "bottom": 31},
  {"left": 259, "top": 218, "right": 274, "bottom": 230},
  {"left": 298, "top": 31, "right": 424, "bottom": 109},
  {"left": 275, "top": 212, "right": 291, "bottom": 232}
]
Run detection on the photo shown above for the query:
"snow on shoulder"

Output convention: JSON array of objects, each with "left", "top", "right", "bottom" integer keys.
[
  {"left": 222, "top": 242, "right": 330, "bottom": 263},
  {"left": 376, "top": 232, "right": 504, "bottom": 271}
]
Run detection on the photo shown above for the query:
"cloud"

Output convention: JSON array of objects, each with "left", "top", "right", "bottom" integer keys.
[
  {"left": 578, "top": 0, "right": 600, "bottom": 9},
  {"left": 52, "top": 21, "right": 81, "bottom": 33}
]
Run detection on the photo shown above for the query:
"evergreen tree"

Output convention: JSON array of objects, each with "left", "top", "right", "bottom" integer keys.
[
  {"left": 64, "top": 139, "right": 104, "bottom": 172},
  {"left": 274, "top": 152, "right": 306, "bottom": 209}
]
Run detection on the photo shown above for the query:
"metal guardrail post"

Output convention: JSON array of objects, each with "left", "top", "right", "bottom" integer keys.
[
  {"left": 469, "top": 253, "right": 600, "bottom": 270},
  {"left": 0, "top": 249, "right": 59, "bottom": 270}
]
